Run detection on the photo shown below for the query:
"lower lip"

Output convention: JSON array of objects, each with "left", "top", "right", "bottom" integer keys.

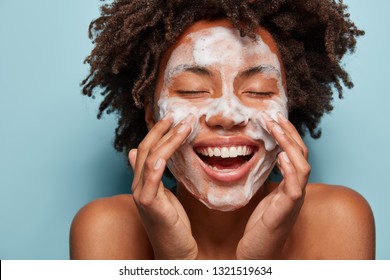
[{"left": 196, "top": 152, "right": 257, "bottom": 184}]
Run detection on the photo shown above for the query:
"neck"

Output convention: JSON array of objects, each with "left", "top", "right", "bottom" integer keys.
[{"left": 176, "top": 182, "right": 268, "bottom": 259}]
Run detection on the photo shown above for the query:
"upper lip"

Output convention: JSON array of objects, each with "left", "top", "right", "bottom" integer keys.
[{"left": 193, "top": 136, "right": 258, "bottom": 149}]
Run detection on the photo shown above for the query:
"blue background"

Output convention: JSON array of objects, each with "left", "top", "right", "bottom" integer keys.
[{"left": 0, "top": 0, "right": 389, "bottom": 259}]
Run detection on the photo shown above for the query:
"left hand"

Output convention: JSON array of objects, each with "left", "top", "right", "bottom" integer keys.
[{"left": 236, "top": 112, "right": 310, "bottom": 259}]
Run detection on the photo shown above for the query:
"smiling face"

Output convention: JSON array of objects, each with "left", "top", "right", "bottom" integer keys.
[{"left": 152, "top": 20, "right": 288, "bottom": 211}]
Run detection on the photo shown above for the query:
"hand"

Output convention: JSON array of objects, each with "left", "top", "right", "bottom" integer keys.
[
  {"left": 236, "top": 112, "right": 310, "bottom": 259},
  {"left": 129, "top": 114, "right": 198, "bottom": 259}
]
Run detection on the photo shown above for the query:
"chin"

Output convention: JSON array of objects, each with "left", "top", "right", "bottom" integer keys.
[{"left": 198, "top": 185, "right": 257, "bottom": 212}]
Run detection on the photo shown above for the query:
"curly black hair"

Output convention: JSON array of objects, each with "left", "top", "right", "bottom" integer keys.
[{"left": 81, "top": 0, "right": 364, "bottom": 155}]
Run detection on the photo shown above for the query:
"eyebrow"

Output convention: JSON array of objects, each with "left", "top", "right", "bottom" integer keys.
[
  {"left": 166, "top": 64, "right": 213, "bottom": 81},
  {"left": 168, "top": 64, "right": 213, "bottom": 77},
  {"left": 239, "top": 65, "right": 281, "bottom": 79}
]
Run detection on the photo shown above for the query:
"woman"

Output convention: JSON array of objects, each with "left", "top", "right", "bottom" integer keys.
[{"left": 70, "top": 0, "right": 375, "bottom": 259}]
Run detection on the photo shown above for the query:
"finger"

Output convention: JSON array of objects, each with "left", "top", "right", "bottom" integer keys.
[
  {"left": 133, "top": 115, "right": 174, "bottom": 190},
  {"left": 278, "top": 152, "right": 307, "bottom": 202},
  {"left": 276, "top": 112, "right": 308, "bottom": 159},
  {"left": 143, "top": 120, "right": 192, "bottom": 176},
  {"left": 262, "top": 112, "right": 308, "bottom": 159},
  {"left": 128, "top": 149, "right": 139, "bottom": 192},
  {"left": 139, "top": 116, "right": 194, "bottom": 203},
  {"left": 261, "top": 112, "right": 294, "bottom": 143},
  {"left": 263, "top": 114, "right": 310, "bottom": 185},
  {"left": 134, "top": 114, "right": 194, "bottom": 197},
  {"left": 262, "top": 112, "right": 301, "bottom": 156},
  {"left": 135, "top": 119, "right": 192, "bottom": 199},
  {"left": 129, "top": 149, "right": 137, "bottom": 170},
  {"left": 151, "top": 114, "right": 195, "bottom": 153},
  {"left": 272, "top": 124, "right": 311, "bottom": 185},
  {"left": 137, "top": 158, "right": 167, "bottom": 206}
]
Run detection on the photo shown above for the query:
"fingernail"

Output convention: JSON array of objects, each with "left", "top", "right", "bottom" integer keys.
[
  {"left": 154, "top": 158, "right": 163, "bottom": 170},
  {"left": 184, "top": 113, "right": 195, "bottom": 122},
  {"left": 177, "top": 121, "right": 189, "bottom": 133},
  {"left": 273, "top": 123, "right": 285, "bottom": 134},
  {"left": 281, "top": 152, "right": 291, "bottom": 164},
  {"left": 277, "top": 112, "right": 288, "bottom": 122},
  {"left": 262, "top": 112, "right": 273, "bottom": 122},
  {"left": 163, "top": 112, "right": 173, "bottom": 121}
]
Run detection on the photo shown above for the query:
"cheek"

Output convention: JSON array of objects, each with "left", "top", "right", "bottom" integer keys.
[
  {"left": 157, "top": 97, "right": 205, "bottom": 123},
  {"left": 157, "top": 97, "right": 205, "bottom": 143},
  {"left": 263, "top": 98, "right": 288, "bottom": 118},
  {"left": 243, "top": 99, "right": 288, "bottom": 151}
]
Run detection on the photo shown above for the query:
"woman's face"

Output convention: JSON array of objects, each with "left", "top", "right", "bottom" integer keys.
[{"left": 152, "top": 19, "right": 288, "bottom": 211}]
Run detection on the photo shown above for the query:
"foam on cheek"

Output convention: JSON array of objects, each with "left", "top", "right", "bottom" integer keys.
[
  {"left": 157, "top": 97, "right": 202, "bottom": 143},
  {"left": 245, "top": 98, "right": 288, "bottom": 151},
  {"left": 158, "top": 95, "right": 287, "bottom": 151}
]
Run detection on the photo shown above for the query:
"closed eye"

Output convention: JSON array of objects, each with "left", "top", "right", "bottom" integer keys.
[
  {"left": 174, "top": 90, "right": 210, "bottom": 99},
  {"left": 176, "top": 90, "right": 209, "bottom": 94},
  {"left": 244, "top": 91, "right": 274, "bottom": 97}
]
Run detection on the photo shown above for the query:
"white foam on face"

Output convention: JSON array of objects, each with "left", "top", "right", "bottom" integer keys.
[{"left": 156, "top": 26, "right": 288, "bottom": 211}]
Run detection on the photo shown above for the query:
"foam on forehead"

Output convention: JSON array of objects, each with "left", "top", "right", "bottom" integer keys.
[
  {"left": 163, "top": 26, "right": 282, "bottom": 87},
  {"left": 192, "top": 27, "right": 249, "bottom": 67},
  {"left": 191, "top": 27, "right": 279, "bottom": 70}
]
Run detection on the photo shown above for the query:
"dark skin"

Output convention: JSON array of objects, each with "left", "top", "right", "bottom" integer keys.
[
  {"left": 69, "top": 183, "right": 375, "bottom": 259},
  {"left": 70, "top": 20, "right": 375, "bottom": 260}
]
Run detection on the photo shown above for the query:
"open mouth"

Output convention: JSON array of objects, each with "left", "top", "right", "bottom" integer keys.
[{"left": 194, "top": 145, "right": 256, "bottom": 172}]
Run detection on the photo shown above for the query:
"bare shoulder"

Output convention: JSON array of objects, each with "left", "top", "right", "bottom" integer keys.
[
  {"left": 69, "top": 194, "right": 153, "bottom": 259},
  {"left": 287, "top": 183, "right": 375, "bottom": 259}
]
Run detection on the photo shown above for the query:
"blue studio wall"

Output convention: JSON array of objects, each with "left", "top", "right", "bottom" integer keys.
[{"left": 0, "top": 0, "right": 389, "bottom": 259}]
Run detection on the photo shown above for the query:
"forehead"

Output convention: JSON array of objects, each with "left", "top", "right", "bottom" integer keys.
[{"left": 160, "top": 19, "right": 283, "bottom": 75}]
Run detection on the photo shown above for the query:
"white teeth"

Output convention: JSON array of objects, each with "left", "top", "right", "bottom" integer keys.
[
  {"left": 196, "top": 146, "right": 253, "bottom": 158},
  {"left": 221, "top": 147, "right": 229, "bottom": 158},
  {"left": 230, "top": 147, "right": 238, "bottom": 157}
]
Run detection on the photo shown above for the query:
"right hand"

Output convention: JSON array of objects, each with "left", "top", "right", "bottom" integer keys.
[{"left": 128, "top": 114, "right": 198, "bottom": 259}]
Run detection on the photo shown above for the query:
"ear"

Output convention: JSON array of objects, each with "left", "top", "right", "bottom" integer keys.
[{"left": 144, "top": 102, "right": 156, "bottom": 131}]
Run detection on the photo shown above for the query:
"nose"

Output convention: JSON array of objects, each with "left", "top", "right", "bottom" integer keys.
[{"left": 205, "top": 114, "right": 246, "bottom": 130}]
